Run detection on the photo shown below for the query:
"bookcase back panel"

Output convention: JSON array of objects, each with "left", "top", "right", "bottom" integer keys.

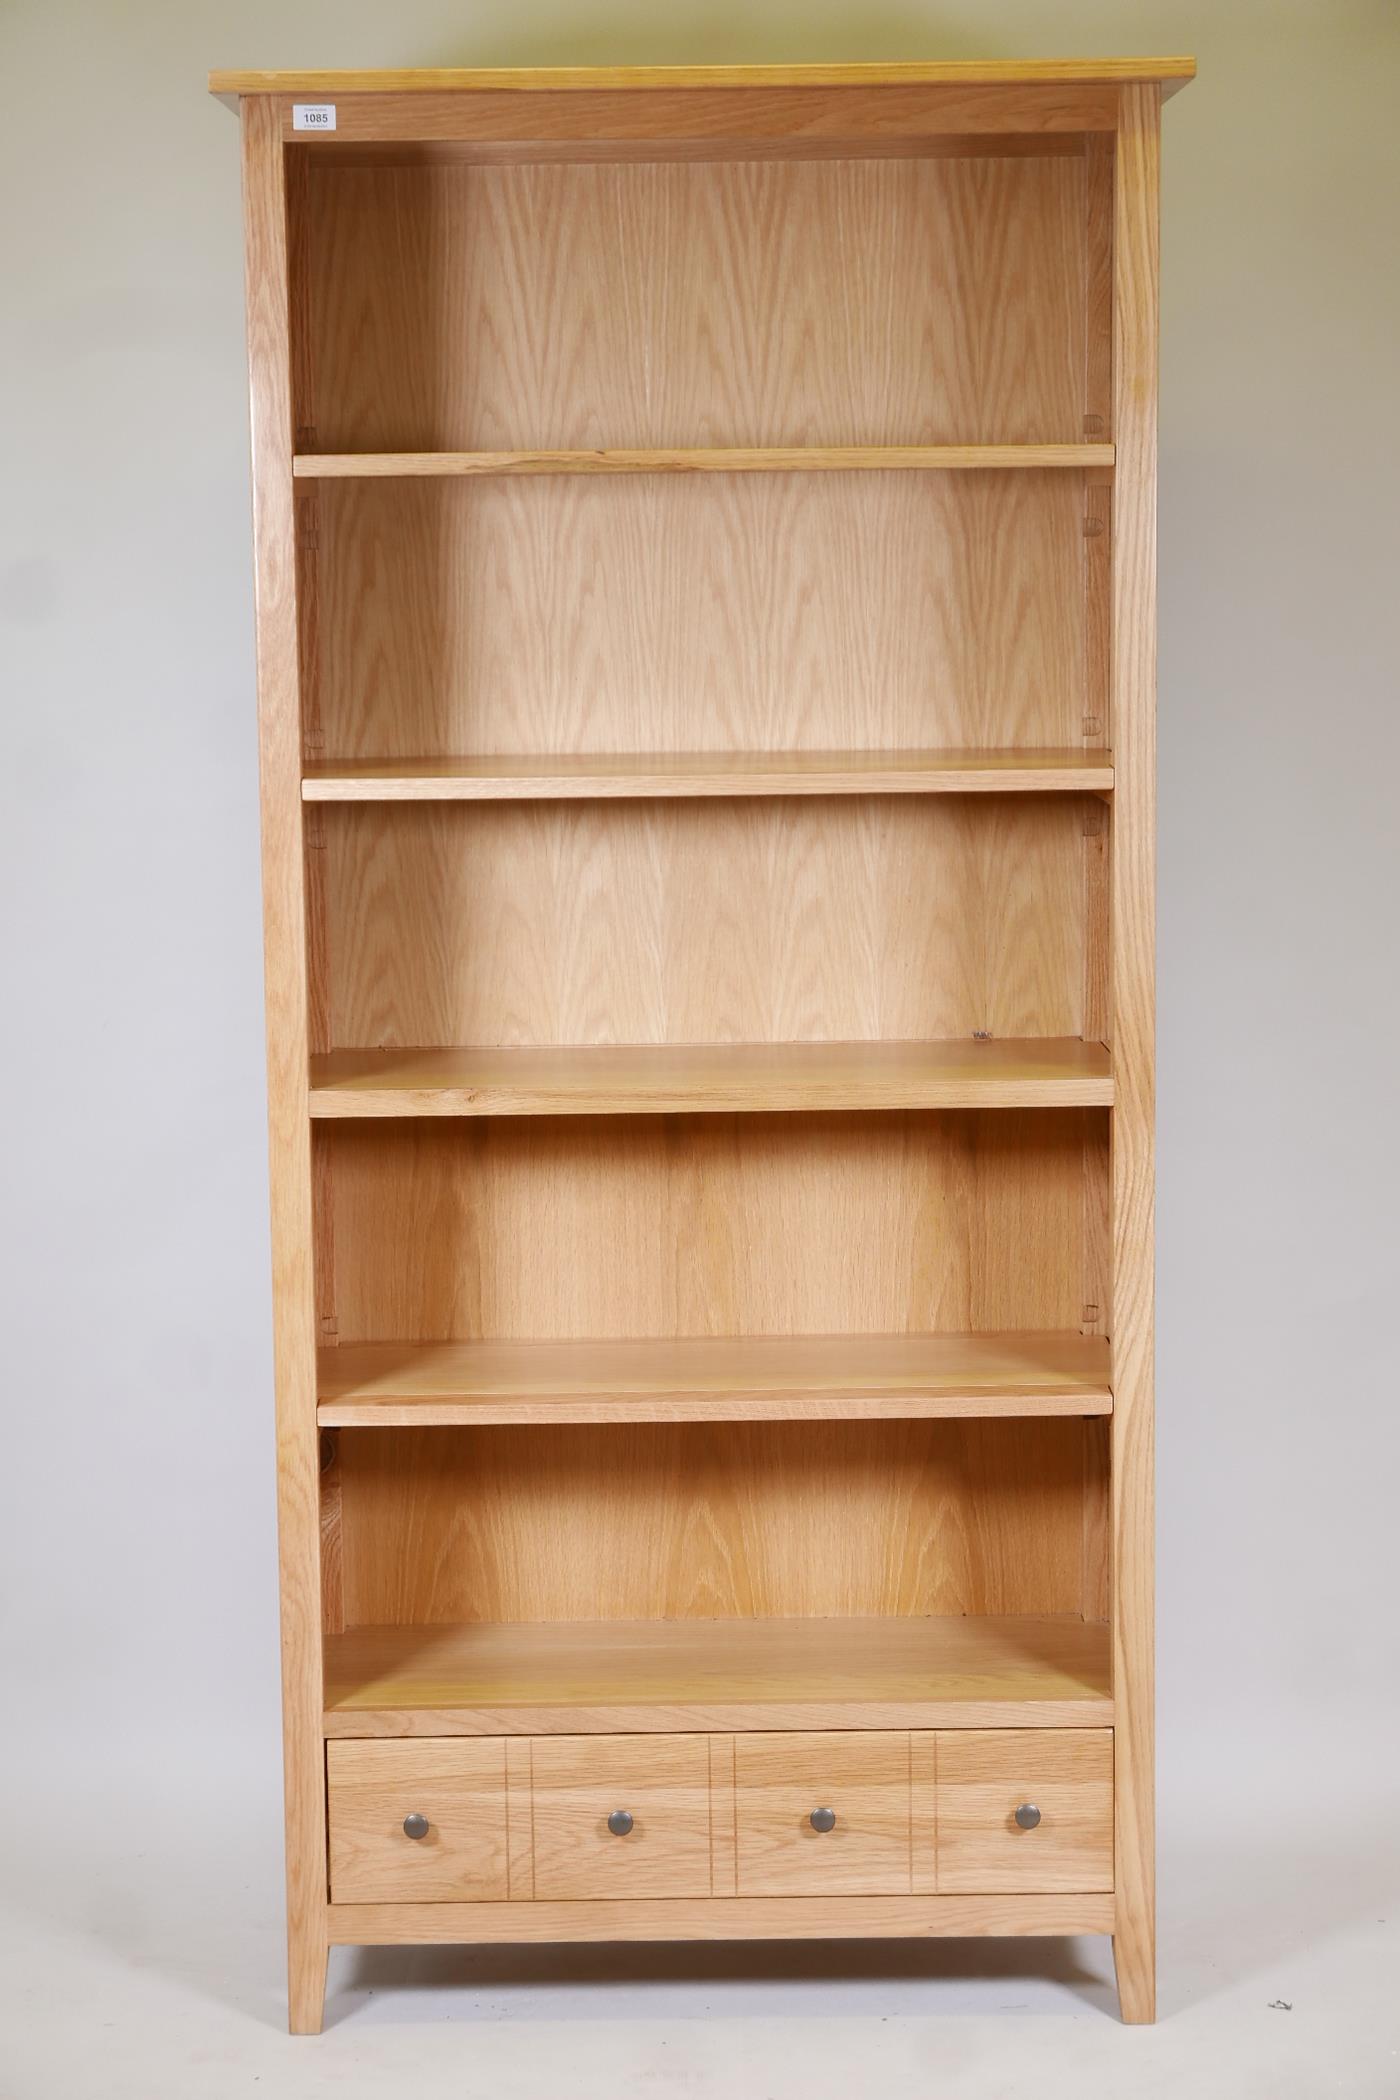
[
  {"left": 335, "top": 1417, "right": 1102, "bottom": 1623},
  {"left": 319, "top": 796, "right": 1091, "bottom": 1047},
  {"left": 319, "top": 1110, "right": 1105, "bottom": 1341},
  {"left": 301, "top": 156, "right": 1087, "bottom": 452},
  {"left": 310, "top": 470, "right": 1086, "bottom": 759}
]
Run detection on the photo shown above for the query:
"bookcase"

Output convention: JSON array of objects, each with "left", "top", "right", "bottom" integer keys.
[{"left": 213, "top": 56, "right": 1192, "bottom": 2033}]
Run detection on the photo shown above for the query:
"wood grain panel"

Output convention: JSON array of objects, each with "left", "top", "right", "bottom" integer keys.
[
  {"left": 530, "top": 1734, "right": 713, "bottom": 1898},
  {"left": 318, "top": 1433, "right": 343, "bottom": 1635},
  {"left": 323, "top": 1615, "right": 1112, "bottom": 1734},
  {"left": 335, "top": 1418, "right": 1091, "bottom": 1626},
  {"left": 274, "top": 83, "right": 1123, "bottom": 150},
  {"left": 1082, "top": 1416, "right": 1111, "bottom": 1622},
  {"left": 306, "top": 155, "right": 1084, "bottom": 452},
  {"left": 1080, "top": 800, "right": 1110, "bottom": 1092},
  {"left": 734, "top": 1732, "right": 911, "bottom": 1895},
  {"left": 935, "top": 1728, "right": 1113, "bottom": 1893},
  {"left": 504, "top": 1736, "right": 532, "bottom": 1898},
  {"left": 911, "top": 1733, "right": 939, "bottom": 1894},
  {"left": 319, "top": 796, "right": 1089, "bottom": 1049},
  {"left": 710, "top": 1736, "right": 737, "bottom": 1895},
  {"left": 303, "top": 136, "right": 1094, "bottom": 172},
  {"left": 314, "top": 471, "right": 1085, "bottom": 759},
  {"left": 326, "top": 1738, "right": 509, "bottom": 1901},
  {"left": 320, "top": 1109, "right": 1100, "bottom": 1342}
]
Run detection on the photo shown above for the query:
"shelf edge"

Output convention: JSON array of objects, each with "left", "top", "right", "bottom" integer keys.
[
  {"left": 302, "top": 761, "right": 1117, "bottom": 802},
  {"left": 293, "top": 443, "right": 1116, "bottom": 479},
  {"left": 323, "top": 1696, "right": 1114, "bottom": 1736},
  {"left": 317, "top": 1390, "right": 1112, "bottom": 1426}
]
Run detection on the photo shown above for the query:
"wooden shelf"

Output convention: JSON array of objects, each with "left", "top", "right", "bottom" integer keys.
[
  {"left": 308, "top": 1038, "right": 1114, "bottom": 1118},
  {"left": 303, "top": 747, "right": 1114, "bottom": 802},
  {"left": 293, "top": 443, "right": 1114, "bottom": 480},
  {"left": 317, "top": 1330, "right": 1112, "bottom": 1427},
  {"left": 324, "top": 1613, "right": 1113, "bottom": 1736}
]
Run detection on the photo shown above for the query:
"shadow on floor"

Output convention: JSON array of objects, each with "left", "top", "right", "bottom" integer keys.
[{"left": 328, "top": 1932, "right": 1117, "bottom": 2028}]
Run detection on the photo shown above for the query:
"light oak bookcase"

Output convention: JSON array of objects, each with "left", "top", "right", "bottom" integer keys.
[{"left": 213, "top": 57, "right": 1191, "bottom": 2032}]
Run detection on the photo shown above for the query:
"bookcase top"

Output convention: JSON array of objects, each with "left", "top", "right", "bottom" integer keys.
[{"left": 210, "top": 58, "right": 1196, "bottom": 107}]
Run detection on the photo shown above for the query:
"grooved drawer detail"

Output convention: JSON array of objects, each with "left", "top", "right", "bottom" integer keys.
[{"left": 326, "top": 1726, "right": 1116, "bottom": 1904}]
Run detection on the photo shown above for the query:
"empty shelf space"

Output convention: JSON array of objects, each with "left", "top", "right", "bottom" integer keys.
[
  {"left": 324, "top": 1613, "right": 1113, "bottom": 1736},
  {"left": 303, "top": 748, "right": 1115, "bottom": 802},
  {"left": 292, "top": 443, "right": 1115, "bottom": 480},
  {"left": 316, "top": 1330, "right": 1113, "bottom": 1427},
  {"left": 308, "top": 1039, "right": 1114, "bottom": 1117}
]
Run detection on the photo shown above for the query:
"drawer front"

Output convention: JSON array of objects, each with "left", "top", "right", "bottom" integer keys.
[
  {"left": 327, "top": 1739, "right": 510, "bottom": 1902},
  {"left": 734, "top": 1731, "right": 911, "bottom": 1894},
  {"left": 935, "top": 1729, "right": 1114, "bottom": 1893},
  {"left": 531, "top": 1733, "right": 714, "bottom": 1899}
]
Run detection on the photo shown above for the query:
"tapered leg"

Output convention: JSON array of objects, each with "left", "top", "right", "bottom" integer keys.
[
  {"left": 288, "top": 1929, "right": 329, "bottom": 2035},
  {"left": 1113, "top": 1919, "right": 1156, "bottom": 2025}
]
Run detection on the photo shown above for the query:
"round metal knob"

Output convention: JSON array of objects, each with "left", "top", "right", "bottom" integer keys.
[
  {"left": 1014, "top": 1803, "right": 1041, "bottom": 1831},
  {"left": 607, "top": 1809, "right": 634, "bottom": 1837},
  {"left": 402, "top": 1812, "right": 430, "bottom": 1840},
  {"left": 809, "top": 1806, "right": 837, "bottom": 1833}
]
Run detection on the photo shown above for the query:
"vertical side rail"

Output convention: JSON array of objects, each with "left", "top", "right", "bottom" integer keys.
[
  {"left": 1080, "top": 132, "right": 1116, "bottom": 1628},
  {"left": 1109, "top": 79, "right": 1160, "bottom": 2026},
  {"left": 240, "top": 95, "right": 328, "bottom": 2036}
]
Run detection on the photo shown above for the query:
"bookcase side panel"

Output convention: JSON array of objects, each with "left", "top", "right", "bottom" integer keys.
[
  {"left": 1108, "top": 80, "right": 1160, "bottom": 2026},
  {"left": 241, "top": 95, "right": 328, "bottom": 2033}
]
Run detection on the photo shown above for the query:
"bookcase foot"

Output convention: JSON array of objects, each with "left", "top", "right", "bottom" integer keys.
[
  {"left": 1112, "top": 1927, "right": 1156, "bottom": 2025},
  {"left": 288, "top": 1935, "right": 328, "bottom": 2036}
]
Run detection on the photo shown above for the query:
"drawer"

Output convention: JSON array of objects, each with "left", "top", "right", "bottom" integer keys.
[
  {"left": 327, "top": 1739, "right": 510, "bottom": 1902},
  {"left": 935, "top": 1729, "right": 1114, "bottom": 1893},
  {"left": 734, "top": 1731, "right": 911, "bottom": 1894},
  {"left": 531, "top": 1734, "right": 714, "bottom": 1899}
]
